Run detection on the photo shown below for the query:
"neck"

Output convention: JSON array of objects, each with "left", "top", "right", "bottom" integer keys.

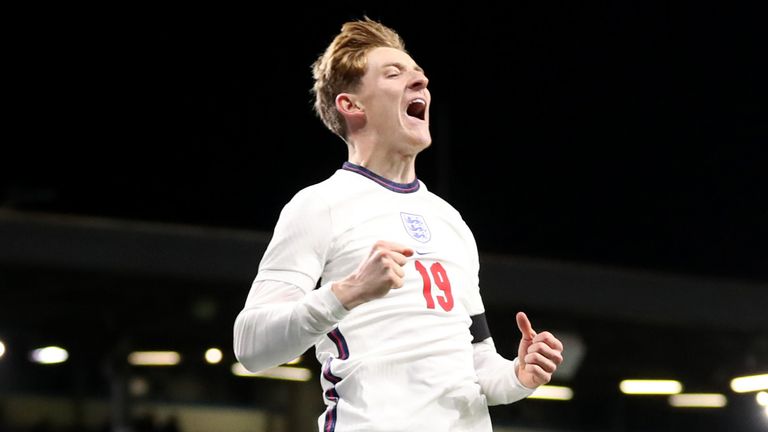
[{"left": 347, "top": 140, "right": 417, "bottom": 184}]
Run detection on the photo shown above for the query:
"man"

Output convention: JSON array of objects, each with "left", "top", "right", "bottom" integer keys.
[{"left": 234, "top": 17, "right": 564, "bottom": 431}]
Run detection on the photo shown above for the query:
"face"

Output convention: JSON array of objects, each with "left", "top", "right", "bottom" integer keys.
[{"left": 353, "top": 47, "right": 431, "bottom": 153}]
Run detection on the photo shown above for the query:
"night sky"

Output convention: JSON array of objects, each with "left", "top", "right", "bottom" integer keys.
[{"left": 6, "top": 2, "right": 766, "bottom": 281}]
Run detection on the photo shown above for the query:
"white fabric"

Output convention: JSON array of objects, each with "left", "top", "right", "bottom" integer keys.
[
  {"left": 234, "top": 280, "right": 349, "bottom": 372},
  {"left": 473, "top": 338, "right": 535, "bottom": 405},
  {"left": 234, "top": 167, "right": 533, "bottom": 431}
]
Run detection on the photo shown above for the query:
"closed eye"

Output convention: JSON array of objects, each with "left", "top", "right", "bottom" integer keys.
[{"left": 383, "top": 64, "right": 406, "bottom": 79}]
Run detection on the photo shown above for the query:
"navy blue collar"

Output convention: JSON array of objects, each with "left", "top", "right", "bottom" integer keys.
[{"left": 342, "top": 162, "right": 420, "bottom": 193}]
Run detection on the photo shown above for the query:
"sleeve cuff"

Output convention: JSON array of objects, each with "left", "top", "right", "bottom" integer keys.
[
  {"left": 314, "top": 281, "right": 350, "bottom": 322},
  {"left": 297, "top": 281, "right": 350, "bottom": 334}
]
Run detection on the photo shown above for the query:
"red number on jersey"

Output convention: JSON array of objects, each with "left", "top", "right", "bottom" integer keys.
[
  {"left": 415, "top": 260, "right": 454, "bottom": 312},
  {"left": 415, "top": 260, "right": 435, "bottom": 309}
]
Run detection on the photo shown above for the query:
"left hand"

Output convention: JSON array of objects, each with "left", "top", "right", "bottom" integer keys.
[{"left": 515, "top": 311, "right": 564, "bottom": 389}]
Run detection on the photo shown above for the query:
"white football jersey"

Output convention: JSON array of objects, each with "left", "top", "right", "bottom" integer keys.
[{"left": 255, "top": 162, "right": 493, "bottom": 431}]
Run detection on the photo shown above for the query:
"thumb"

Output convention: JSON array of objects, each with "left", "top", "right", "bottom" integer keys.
[
  {"left": 516, "top": 312, "right": 536, "bottom": 370},
  {"left": 516, "top": 311, "right": 536, "bottom": 341}
]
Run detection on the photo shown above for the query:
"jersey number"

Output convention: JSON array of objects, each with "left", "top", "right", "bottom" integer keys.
[{"left": 415, "top": 260, "right": 454, "bottom": 312}]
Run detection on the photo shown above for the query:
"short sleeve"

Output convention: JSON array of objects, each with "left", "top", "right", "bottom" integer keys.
[{"left": 254, "top": 187, "right": 332, "bottom": 293}]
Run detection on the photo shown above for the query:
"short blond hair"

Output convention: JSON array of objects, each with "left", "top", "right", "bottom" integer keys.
[{"left": 311, "top": 17, "right": 406, "bottom": 139}]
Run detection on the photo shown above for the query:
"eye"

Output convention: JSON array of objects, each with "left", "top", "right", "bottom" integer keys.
[{"left": 385, "top": 68, "right": 401, "bottom": 78}]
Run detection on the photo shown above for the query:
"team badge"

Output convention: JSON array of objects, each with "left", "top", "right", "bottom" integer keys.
[{"left": 400, "top": 212, "right": 431, "bottom": 243}]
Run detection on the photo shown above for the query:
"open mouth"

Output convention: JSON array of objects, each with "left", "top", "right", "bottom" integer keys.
[{"left": 406, "top": 98, "right": 427, "bottom": 121}]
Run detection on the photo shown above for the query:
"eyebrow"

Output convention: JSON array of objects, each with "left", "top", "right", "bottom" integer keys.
[{"left": 382, "top": 62, "right": 425, "bottom": 73}]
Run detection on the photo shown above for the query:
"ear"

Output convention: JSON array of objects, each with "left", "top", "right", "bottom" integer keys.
[{"left": 335, "top": 93, "right": 364, "bottom": 117}]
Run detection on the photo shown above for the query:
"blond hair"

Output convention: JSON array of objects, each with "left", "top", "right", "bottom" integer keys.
[{"left": 311, "top": 17, "right": 406, "bottom": 139}]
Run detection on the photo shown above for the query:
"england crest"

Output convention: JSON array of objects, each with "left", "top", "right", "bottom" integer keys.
[{"left": 400, "top": 212, "right": 431, "bottom": 243}]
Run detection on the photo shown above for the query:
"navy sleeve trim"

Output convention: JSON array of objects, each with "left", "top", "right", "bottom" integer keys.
[{"left": 470, "top": 313, "right": 491, "bottom": 344}]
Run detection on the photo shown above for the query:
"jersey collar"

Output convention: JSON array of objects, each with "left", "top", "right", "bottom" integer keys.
[{"left": 342, "top": 162, "right": 420, "bottom": 194}]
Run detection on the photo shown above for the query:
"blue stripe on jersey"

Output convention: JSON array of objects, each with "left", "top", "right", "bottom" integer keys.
[
  {"left": 328, "top": 327, "right": 350, "bottom": 360},
  {"left": 342, "top": 162, "right": 420, "bottom": 193},
  {"left": 322, "top": 358, "right": 340, "bottom": 432},
  {"left": 324, "top": 405, "right": 337, "bottom": 432},
  {"left": 322, "top": 328, "right": 350, "bottom": 432},
  {"left": 322, "top": 358, "right": 341, "bottom": 432},
  {"left": 322, "top": 358, "right": 342, "bottom": 385}
]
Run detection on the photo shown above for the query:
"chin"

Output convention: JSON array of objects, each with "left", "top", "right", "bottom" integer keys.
[
  {"left": 396, "top": 122, "right": 432, "bottom": 153},
  {"left": 408, "top": 129, "right": 432, "bottom": 150},
  {"left": 417, "top": 136, "right": 433, "bottom": 151}
]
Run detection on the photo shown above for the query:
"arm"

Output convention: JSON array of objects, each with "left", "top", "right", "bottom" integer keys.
[
  {"left": 473, "top": 337, "right": 534, "bottom": 405},
  {"left": 471, "top": 311, "right": 564, "bottom": 405},
  {"left": 233, "top": 280, "right": 348, "bottom": 372},
  {"left": 234, "top": 179, "right": 420, "bottom": 372},
  {"left": 233, "top": 187, "right": 340, "bottom": 372},
  {"left": 234, "top": 238, "right": 414, "bottom": 373},
  {"left": 453, "top": 216, "right": 564, "bottom": 401},
  {"left": 470, "top": 313, "right": 534, "bottom": 405}
]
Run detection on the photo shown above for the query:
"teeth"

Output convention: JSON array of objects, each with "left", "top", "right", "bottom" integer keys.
[{"left": 410, "top": 98, "right": 426, "bottom": 106}]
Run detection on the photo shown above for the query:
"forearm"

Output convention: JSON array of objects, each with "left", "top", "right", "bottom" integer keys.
[
  {"left": 233, "top": 281, "right": 348, "bottom": 372},
  {"left": 473, "top": 338, "right": 535, "bottom": 405}
]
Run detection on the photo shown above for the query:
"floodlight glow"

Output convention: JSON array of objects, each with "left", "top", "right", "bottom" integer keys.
[
  {"left": 30, "top": 346, "right": 69, "bottom": 364},
  {"left": 528, "top": 385, "right": 573, "bottom": 400},
  {"left": 205, "top": 348, "right": 223, "bottom": 364},
  {"left": 0, "top": 340, "right": 5, "bottom": 359},
  {"left": 231, "top": 362, "right": 312, "bottom": 382},
  {"left": 128, "top": 351, "right": 180, "bottom": 366},
  {"left": 129, "top": 377, "right": 150, "bottom": 397},
  {"left": 757, "top": 391, "right": 768, "bottom": 407},
  {"left": 730, "top": 373, "right": 768, "bottom": 393},
  {"left": 669, "top": 393, "right": 727, "bottom": 408},
  {"left": 619, "top": 379, "right": 682, "bottom": 395}
]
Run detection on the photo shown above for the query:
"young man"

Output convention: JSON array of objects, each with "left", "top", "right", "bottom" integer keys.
[{"left": 234, "top": 17, "right": 564, "bottom": 431}]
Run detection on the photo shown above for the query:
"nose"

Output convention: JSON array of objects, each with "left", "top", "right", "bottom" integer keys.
[{"left": 409, "top": 71, "right": 429, "bottom": 91}]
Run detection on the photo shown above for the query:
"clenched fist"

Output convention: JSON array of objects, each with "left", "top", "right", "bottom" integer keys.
[{"left": 332, "top": 241, "right": 414, "bottom": 309}]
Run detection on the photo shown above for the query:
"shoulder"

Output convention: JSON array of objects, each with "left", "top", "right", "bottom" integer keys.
[
  {"left": 419, "top": 185, "right": 478, "bottom": 247},
  {"left": 420, "top": 186, "right": 465, "bottom": 220},
  {"left": 279, "top": 172, "right": 343, "bottom": 219}
]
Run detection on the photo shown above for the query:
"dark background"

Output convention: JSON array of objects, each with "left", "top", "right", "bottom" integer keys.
[
  {"left": 7, "top": 2, "right": 767, "bottom": 282},
  {"left": 2, "top": 2, "right": 767, "bottom": 431}
]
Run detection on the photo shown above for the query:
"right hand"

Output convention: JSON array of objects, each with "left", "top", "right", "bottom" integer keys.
[{"left": 332, "top": 240, "right": 414, "bottom": 310}]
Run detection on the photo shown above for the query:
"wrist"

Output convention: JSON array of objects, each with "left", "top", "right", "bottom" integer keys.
[
  {"left": 331, "top": 279, "right": 365, "bottom": 310},
  {"left": 514, "top": 358, "right": 536, "bottom": 390}
]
